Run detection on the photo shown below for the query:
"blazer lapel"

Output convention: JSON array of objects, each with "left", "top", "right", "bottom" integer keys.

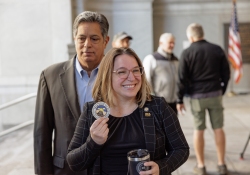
[
  {"left": 60, "top": 56, "right": 81, "bottom": 121},
  {"left": 139, "top": 106, "right": 155, "bottom": 160}
]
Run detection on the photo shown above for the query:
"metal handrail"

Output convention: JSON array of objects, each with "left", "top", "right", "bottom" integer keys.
[
  {"left": 0, "top": 120, "right": 34, "bottom": 137},
  {"left": 0, "top": 92, "right": 37, "bottom": 137},
  {"left": 0, "top": 92, "right": 37, "bottom": 111}
]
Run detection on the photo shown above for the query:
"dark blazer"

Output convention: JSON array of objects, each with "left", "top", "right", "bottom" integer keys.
[
  {"left": 34, "top": 56, "right": 86, "bottom": 175},
  {"left": 67, "top": 96, "right": 190, "bottom": 175}
]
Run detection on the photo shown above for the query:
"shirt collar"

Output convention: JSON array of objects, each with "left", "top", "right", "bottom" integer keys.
[{"left": 75, "top": 56, "right": 99, "bottom": 78}]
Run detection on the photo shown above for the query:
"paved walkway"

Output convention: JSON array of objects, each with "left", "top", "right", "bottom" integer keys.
[
  {"left": 174, "top": 93, "right": 250, "bottom": 175},
  {"left": 0, "top": 94, "right": 249, "bottom": 175}
]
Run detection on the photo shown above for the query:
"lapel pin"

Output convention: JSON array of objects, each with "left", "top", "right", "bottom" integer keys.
[
  {"left": 145, "top": 113, "right": 151, "bottom": 117},
  {"left": 144, "top": 107, "right": 149, "bottom": 112}
]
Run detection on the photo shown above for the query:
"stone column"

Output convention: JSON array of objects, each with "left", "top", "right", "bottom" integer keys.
[
  {"left": 85, "top": 0, "right": 154, "bottom": 60},
  {"left": 68, "top": 0, "right": 86, "bottom": 59}
]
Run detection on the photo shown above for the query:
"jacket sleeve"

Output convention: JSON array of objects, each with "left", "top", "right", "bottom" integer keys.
[
  {"left": 220, "top": 51, "right": 230, "bottom": 94},
  {"left": 177, "top": 50, "right": 189, "bottom": 104},
  {"left": 67, "top": 103, "right": 103, "bottom": 172},
  {"left": 155, "top": 97, "right": 190, "bottom": 174},
  {"left": 33, "top": 71, "right": 55, "bottom": 174}
]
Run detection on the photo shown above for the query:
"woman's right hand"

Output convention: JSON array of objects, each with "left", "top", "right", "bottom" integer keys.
[
  {"left": 90, "top": 117, "right": 109, "bottom": 145},
  {"left": 139, "top": 161, "right": 159, "bottom": 175}
]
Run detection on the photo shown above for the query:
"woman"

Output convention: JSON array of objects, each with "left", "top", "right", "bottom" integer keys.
[{"left": 67, "top": 48, "right": 189, "bottom": 175}]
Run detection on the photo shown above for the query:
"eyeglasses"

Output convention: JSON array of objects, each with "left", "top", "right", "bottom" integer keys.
[{"left": 113, "top": 67, "right": 144, "bottom": 79}]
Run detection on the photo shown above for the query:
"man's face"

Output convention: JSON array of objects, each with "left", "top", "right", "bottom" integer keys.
[
  {"left": 74, "top": 22, "right": 109, "bottom": 71},
  {"left": 160, "top": 36, "right": 175, "bottom": 53},
  {"left": 113, "top": 37, "right": 130, "bottom": 49}
]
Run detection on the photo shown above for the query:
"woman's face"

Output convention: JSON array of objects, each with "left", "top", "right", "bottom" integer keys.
[{"left": 112, "top": 54, "right": 142, "bottom": 101}]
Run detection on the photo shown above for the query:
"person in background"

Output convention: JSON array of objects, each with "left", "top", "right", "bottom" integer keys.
[
  {"left": 67, "top": 48, "right": 189, "bottom": 175},
  {"left": 177, "top": 23, "right": 230, "bottom": 175},
  {"left": 33, "top": 11, "right": 109, "bottom": 175},
  {"left": 143, "top": 33, "right": 178, "bottom": 114},
  {"left": 112, "top": 31, "right": 133, "bottom": 48}
]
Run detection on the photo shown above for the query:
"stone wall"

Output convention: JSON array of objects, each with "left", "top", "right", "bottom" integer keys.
[
  {"left": 0, "top": 0, "right": 72, "bottom": 100},
  {"left": 0, "top": 0, "right": 72, "bottom": 126}
]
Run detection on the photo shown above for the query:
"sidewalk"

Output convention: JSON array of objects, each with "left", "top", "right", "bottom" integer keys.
[
  {"left": 174, "top": 93, "right": 250, "bottom": 175},
  {"left": 0, "top": 94, "right": 249, "bottom": 175}
]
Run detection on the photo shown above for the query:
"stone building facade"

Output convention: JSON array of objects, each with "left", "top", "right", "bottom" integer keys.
[{"left": 0, "top": 0, "right": 250, "bottom": 104}]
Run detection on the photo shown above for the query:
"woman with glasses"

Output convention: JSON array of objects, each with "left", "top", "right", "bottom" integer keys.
[{"left": 67, "top": 48, "right": 189, "bottom": 175}]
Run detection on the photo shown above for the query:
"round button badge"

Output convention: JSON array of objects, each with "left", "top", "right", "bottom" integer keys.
[{"left": 92, "top": 102, "right": 110, "bottom": 119}]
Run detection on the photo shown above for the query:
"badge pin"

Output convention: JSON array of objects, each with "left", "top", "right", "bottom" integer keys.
[
  {"left": 144, "top": 107, "right": 149, "bottom": 112},
  {"left": 92, "top": 102, "right": 110, "bottom": 119},
  {"left": 145, "top": 113, "right": 151, "bottom": 117}
]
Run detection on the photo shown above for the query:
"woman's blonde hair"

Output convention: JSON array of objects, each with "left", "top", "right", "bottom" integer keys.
[{"left": 92, "top": 48, "right": 152, "bottom": 108}]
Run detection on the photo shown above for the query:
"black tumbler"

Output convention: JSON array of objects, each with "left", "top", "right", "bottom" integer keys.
[{"left": 127, "top": 149, "right": 151, "bottom": 175}]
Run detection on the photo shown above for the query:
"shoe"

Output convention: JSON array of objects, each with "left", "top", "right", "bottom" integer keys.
[
  {"left": 193, "top": 165, "right": 206, "bottom": 175},
  {"left": 217, "top": 164, "right": 227, "bottom": 175}
]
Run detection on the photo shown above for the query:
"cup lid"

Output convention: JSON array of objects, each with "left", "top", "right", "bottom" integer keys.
[{"left": 127, "top": 149, "right": 150, "bottom": 161}]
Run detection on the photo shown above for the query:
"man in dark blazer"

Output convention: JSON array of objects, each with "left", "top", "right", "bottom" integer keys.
[{"left": 33, "top": 11, "right": 110, "bottom": 175}]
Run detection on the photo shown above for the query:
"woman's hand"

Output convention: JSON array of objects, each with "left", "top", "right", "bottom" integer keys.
[
  {"left": 90, "top": 117, "right": 109, "bottom": 145},
  {"left": 139, "top": 161, "right": 159, "bottom": 175}
]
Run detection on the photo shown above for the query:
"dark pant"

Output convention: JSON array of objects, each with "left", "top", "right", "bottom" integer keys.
[{"left": 168, "top": 102, "right": 177, "bottom": 115}]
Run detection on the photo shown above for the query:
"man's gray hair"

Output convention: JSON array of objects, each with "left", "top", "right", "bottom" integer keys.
[
  {"left": 73, "top": 11, "right": 109, "bottom": 38},
  {"left": 159, "top": 33, "right": 174, "bottom": 43},
  {"left": 186, "top": 23, "right": 204, "bottom": 39}
]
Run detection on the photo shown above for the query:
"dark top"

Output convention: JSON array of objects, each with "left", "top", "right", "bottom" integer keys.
[
  {"left": 67, "top": 96, "right": 190, "bottom": 175},
  {"left": 177, "top": 40, "right": 230, "bottom": 103},
  {"left": 101, "top": 108, "right": 146, "bottom": 174}
]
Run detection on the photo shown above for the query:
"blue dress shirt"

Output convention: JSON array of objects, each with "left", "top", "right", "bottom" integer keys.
[{"left": 75, "top": 57, "right": 98, "bottom": 112}]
